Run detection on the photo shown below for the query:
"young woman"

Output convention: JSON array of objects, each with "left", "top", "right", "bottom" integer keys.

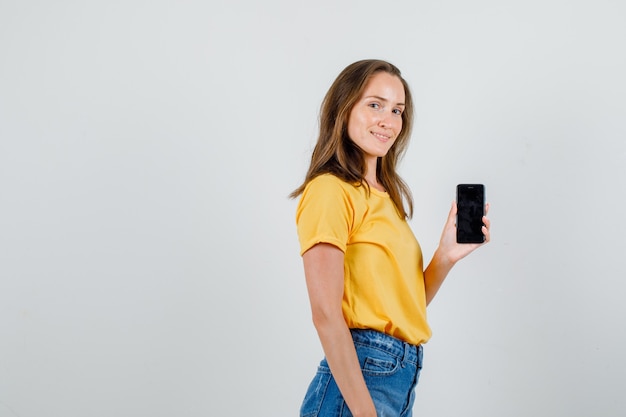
[{"left": 291, "top": 59, "right": 490, "bottom": 417}]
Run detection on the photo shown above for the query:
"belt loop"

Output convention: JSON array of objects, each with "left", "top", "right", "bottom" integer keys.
[
  {"left": 401, "top": 342, "right": 410, "bottom": 368},
  {"left": 417, "top": 344, "right": 423, "bottom": 369}
]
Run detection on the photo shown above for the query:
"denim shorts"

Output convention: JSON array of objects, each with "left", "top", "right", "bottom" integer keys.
[{"left": 300, "top": 329, "right": 424, "bottom": 417}]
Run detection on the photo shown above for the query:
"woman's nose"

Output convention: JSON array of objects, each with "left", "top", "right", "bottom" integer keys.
[{"left": 378, "top": 112, "right": 394, "bottom": 128}]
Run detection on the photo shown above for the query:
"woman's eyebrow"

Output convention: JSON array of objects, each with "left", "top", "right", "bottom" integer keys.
[{"left": 364, "top": 95, "right": 405, "bottom": 106}]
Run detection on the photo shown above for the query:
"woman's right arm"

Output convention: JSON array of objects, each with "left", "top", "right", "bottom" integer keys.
[{"left": 302, "top": 243, "right": 377, "bottom": 417}]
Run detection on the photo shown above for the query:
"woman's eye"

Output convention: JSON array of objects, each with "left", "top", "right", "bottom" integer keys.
[
  {"left": 368, "top": 102, "right": 381, "bottom": 109},
  {"left": 393, "top": 108, "right": 403, "bottom": 115}
]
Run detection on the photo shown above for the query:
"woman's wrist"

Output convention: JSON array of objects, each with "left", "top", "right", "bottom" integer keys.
[{"left": 432, "top": 247, "right": 456, "bottom": 270}]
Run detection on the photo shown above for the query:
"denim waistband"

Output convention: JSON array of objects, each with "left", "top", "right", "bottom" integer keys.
[{"left": 350, "top": 328, "right": 422, "bottom": 366}]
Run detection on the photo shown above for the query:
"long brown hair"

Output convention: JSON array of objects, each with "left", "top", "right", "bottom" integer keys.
[{"left": 290, "top": 59, "right": 414, "bottom": 218}]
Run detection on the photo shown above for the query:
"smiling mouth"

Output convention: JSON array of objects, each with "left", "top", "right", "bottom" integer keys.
[{"left": 371, "top": 131, "right": 391, "bottom": 141}]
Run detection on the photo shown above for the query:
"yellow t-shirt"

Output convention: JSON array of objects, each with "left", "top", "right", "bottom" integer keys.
[{"left": 296, "top": 173, "right": 431, "bottom": 346}]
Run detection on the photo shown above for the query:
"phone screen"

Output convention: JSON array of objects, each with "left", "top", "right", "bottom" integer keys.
[{"left": 456, "top": 184, "right": 485, "bottom": 244}]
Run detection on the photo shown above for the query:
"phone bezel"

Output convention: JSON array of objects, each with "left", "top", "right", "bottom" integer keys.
[{"left": 456, "top": 184, "right": 485, "bottom": 244}]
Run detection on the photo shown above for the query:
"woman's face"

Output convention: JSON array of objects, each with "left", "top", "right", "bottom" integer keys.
[{"left": 347, "top": 72, "right": 405, "bottom": 162}]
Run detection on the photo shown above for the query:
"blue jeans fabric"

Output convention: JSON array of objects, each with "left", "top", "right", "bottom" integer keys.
[{"left": 300, "top": 329, "right": 424, "bottom": 417}]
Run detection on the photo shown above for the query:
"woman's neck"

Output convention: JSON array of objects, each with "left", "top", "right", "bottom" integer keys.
[{"left": 364, "top": 158, "right": 384, "bottom": 192}]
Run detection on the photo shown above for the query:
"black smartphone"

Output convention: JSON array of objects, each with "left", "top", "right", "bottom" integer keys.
[{"left": 456, "top": 184, "right": 485, "bottom": 244}]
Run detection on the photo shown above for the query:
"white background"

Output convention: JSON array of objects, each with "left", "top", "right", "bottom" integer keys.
[{"left": 1, "top": 0, "right": 625, "bottom": 416}]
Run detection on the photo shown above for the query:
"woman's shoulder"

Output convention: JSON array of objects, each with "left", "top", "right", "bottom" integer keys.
[
  {"left": 303, "top": 173, "right": 362, "bottom": 196},
  {"left": 297, "top": 174, "right": 364, "bottom": 225},
  {"left": 308, "top": 173, "right": 357, "bottom": 189}
]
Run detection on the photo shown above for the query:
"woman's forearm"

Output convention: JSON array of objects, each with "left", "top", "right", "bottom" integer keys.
[
  {"left": 313, "top": 315, "right": 376, "bottom": 417},
  {"left": 423, "top": 248, "right": 455, "bottom": 306}
]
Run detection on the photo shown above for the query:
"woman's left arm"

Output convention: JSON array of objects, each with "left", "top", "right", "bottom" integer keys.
[{"left": 423, "top": 202, "right": 491, "bottom": 305}]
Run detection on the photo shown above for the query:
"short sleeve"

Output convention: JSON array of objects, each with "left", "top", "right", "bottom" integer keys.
[{"left": 295, "top": 175, "right": 354, "bottom": 255}]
